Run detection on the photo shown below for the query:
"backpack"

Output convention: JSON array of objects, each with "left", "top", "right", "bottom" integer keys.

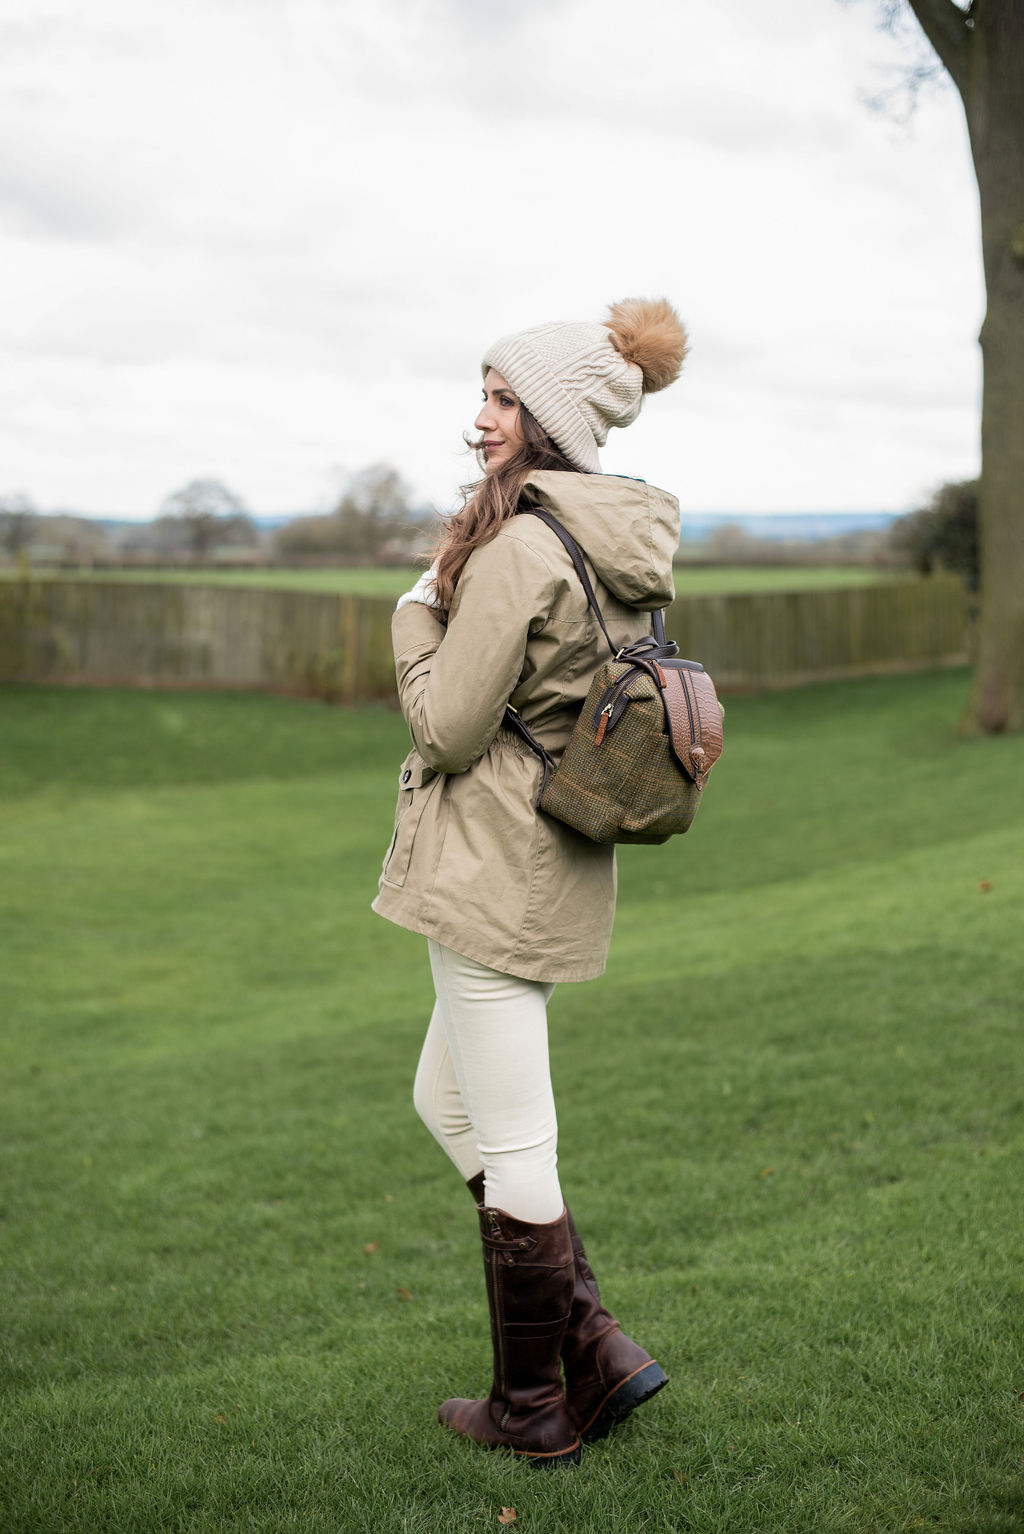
[{"left": 502, "top": 508, "right": 724, "bottom": 845}]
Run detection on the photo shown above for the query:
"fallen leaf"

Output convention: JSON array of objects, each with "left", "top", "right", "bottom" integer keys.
[
  {"left": 498, "top": 1510, "right": 517, "bottom": 1525},
  {"left": 363, "top": 1240, "right": 380, "bottom": 1255},
  {"left": 396, "top": 1286, "right": 413, "bottom": 1301},
  {"left": 671, "top": 1468, "right": 692, "bottom": 1489},
  {"left": 215, "top": 1413, "right": 227, "bottom": 1424},
  {"left": 978, "top": 880, "right": 993, "bottom": 893},
  {"left": 760, "top": 1166, "right": 775, "bottom": 1179},
  {"left": 385, "top": 1193, "right": 395, "bottom": 1203}
]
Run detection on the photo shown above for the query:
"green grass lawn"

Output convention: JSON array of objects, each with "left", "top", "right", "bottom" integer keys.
[
  {"left": 0, "top": 562, "right": 903, "bottom": 596},
  {"left": 2, "top": 673, "right": 1022, "bottom": 1533}
]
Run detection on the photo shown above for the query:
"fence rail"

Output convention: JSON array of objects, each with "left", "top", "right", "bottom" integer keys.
[
  {"left": 663, "top": 578, "right": 969, "bottom": 690},
  {"left": 0, "top": 575, "right": 969, "bottom": 701}
]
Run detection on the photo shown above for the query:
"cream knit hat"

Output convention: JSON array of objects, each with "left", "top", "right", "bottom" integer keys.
[{"left": 481, "top": 297, "right": 688, "bottom": 473}]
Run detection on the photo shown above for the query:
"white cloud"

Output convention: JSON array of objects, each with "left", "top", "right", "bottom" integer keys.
[{"left": 0, "top": 0, "right": 984, "bottom": 516}]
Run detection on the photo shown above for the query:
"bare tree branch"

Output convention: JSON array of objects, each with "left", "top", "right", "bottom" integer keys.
[
  {"left": 903, "top": 0, "right": 971, "bottom": 96},
  {"left": 838, "top": 0, "right": 960, "bottom": 121}
]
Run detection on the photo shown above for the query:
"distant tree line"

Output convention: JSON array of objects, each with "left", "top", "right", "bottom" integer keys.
[
  {"left": 684, "top": 480, "right": 979, "bottom": 584},
  {"left": 693, "top": 520, "right": 898, "bottom": 568},
  {"left": 2, "top": 474, "right": 979, "bottom": 584},
  {"left": 0, "top": 464, "right": 433, "bottom": 567}
]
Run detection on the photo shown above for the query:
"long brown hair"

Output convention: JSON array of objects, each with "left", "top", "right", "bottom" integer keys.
[{"left": 432, "top": 404, "right": 578, "bottom": 617}]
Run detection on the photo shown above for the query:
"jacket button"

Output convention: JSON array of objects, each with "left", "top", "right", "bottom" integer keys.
[{"left": 401, "top": 769, "right": 412, "bottom": 784}]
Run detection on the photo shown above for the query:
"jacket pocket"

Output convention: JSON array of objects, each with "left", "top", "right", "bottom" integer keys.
[{"left": 381, "top": 751, "right": 440, "bottom": 888}]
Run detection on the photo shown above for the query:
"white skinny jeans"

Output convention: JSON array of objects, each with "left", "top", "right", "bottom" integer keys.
[{"left": 413, "top": 940, "right": 564, "bottom": 1225}]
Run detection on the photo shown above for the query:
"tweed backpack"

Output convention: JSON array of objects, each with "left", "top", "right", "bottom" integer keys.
[{"left": 502, "top": 508, "right": 724, "bottom": 845}]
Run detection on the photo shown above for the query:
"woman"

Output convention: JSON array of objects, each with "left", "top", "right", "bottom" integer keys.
[{"left": 372, "top": 297, "right": 688, "bottom": 1468}]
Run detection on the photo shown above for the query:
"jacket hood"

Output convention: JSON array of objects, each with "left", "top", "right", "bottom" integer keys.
[{"left": 520, "top": 471, "right": 679, "bottom": 610}]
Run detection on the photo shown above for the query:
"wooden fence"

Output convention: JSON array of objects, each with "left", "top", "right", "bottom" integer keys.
[
  {"left": 0, "top": 580, "right": 396, "bottom": 703},
  {"left": 0, "top": 575, "right": 968, "bottom": 701},
  {"left": 663, "top": 578, "right": 970, "bottom": 690}
]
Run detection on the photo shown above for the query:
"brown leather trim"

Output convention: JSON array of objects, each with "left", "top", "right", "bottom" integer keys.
[{"left": 661, "top": 668, "right": 723, "bottom": 789}]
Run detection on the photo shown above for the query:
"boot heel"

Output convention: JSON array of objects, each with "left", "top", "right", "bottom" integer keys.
[{"left": 582, "top": 1360, "right": 669, "bottom": 1443}]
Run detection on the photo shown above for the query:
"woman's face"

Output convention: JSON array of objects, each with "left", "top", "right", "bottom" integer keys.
[{"left": 475, "top": 370, "right": 526, "bottom": 473}]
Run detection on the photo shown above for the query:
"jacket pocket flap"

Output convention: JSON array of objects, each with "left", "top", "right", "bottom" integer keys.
[{"left": 398, "top": 753, "right": 437, "bottom": 790}]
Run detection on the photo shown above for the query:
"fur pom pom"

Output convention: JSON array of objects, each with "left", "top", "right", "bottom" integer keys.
[{"left": 605, "top": 297, "right": 688, "bottom": 394}]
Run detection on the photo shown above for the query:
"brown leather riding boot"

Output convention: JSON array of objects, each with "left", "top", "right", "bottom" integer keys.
[
  {"left": 438, "top": 1203, "right": 581, "bottom": 1467},
  {"left": 465, "top": 1173, "right": 668, "bottom": 1444}
]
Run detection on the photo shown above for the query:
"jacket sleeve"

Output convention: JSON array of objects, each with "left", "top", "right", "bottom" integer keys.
[{"left": 392, "top": 531, "right": 557, "bottom": 774}]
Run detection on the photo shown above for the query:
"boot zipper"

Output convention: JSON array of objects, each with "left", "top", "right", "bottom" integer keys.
[{"left": 486, "top": 1251, "right": 507, "bottom": 1400}]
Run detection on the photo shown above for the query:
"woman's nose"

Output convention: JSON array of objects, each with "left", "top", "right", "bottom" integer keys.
[{"left": 475, "top": 402, "right": 495, "bottom": 432}]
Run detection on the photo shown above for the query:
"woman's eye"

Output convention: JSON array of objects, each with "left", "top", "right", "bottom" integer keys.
[{"left": 500, "top": 397, "right": 515, "bottom": 408}]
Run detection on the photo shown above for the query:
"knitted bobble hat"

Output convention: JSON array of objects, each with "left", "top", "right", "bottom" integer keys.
[{"left": 482, "top": 297, "right": 688, "bottom": 473}]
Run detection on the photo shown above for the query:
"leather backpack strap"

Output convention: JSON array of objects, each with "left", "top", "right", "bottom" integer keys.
[
  {"left": 515, "top": 506, "right": 619, "bottom": 657},
  {"left": 516, "top": 504, "right": 676, "bottom": 661}
]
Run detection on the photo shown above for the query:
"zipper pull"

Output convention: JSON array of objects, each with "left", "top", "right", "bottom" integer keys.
[{"left": 595, "top": 705, "right": 613, "bottom": 746}]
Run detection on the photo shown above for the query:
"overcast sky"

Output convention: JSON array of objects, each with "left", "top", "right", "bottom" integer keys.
[{"left": 2, "top": 0, "right": 982, "bottom": 520}]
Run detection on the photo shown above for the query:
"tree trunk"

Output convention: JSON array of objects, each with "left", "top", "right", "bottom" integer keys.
[
  {"left": 906, "top": 0, "right": 1024, "bottom": 733},
  {"left": 962, "top": 1, "right": 1024, "bottom": 732}
]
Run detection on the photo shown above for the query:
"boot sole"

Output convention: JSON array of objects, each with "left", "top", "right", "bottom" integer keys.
[
  {"left": 522, "top": 1443, "right": 582, "bottom": 1469},
  {"left": 448, "top": 1435, "right": 582, "bottom": 1469},
  {"left": 579, "top": 1360, "right": 669, "bottom": 1444}
]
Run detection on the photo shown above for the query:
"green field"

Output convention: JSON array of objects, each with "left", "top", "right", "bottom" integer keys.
[
  {"left": 0, "top": 562, "right": 904, "bottom": 597},
  {"left": 2, "top": 674, "right": 1022, "bottom": 1532}
]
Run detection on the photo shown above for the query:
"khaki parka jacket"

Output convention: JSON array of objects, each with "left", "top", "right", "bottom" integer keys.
[{"left": 371, "top": 471, "right": 680, "bottom": 982}]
